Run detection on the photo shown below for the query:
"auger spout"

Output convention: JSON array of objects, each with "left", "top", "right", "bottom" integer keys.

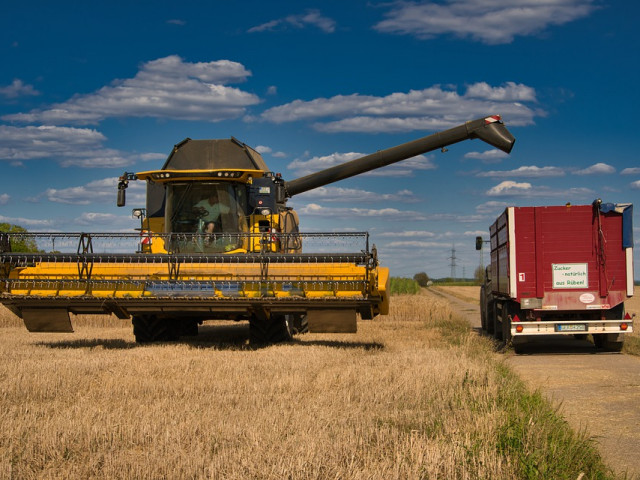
[{"left": 283, "top": 115, "right": 515, "bottom": 198}]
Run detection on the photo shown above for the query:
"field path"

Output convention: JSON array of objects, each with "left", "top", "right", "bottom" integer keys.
[{"left": 424, "top": 286, "right": 640, "bottom": 479}]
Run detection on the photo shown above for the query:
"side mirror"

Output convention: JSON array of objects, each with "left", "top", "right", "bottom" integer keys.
[
  {"left": 117, "top": 187, "right": 126, "bottom": 207},
  {"left": 475, "top": 236, "right": 483, "bottom": 251}
]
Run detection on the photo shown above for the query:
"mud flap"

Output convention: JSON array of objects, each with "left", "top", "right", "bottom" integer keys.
[
  {"left": 22, "top": 309, "right": 73, "bottom": 333},
  {"left": 307, "top": 309, "right": 357, "bottom": 333}
]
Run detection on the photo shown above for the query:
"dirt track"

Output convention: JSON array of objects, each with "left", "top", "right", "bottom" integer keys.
[{"left": 426, "top": 287, "right": 640, "bottom": 479}]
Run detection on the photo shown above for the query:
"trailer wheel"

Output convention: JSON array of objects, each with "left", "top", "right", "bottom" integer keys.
[
  {"left": 479, "top": 286, "right": 487, "bottom": 331},
  {"left": 132, "top": 315, "right": 179, "bottom": 343},
  {"left": 493, "top": 302, "right": 503, "bottom": 341},
  {"left": 593, "top": 334, "right": 624, "bottom": 352},
  {"left": 249, "top": 314, "right": 293, "bottom": 345},
  {"left": 486, "top": 299, "right": 495, "bottom": 335}
]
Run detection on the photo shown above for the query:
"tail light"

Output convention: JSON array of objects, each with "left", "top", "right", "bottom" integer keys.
[
  {"left": 621, "top": 322, "right": 628, "bottom": 331},
  {"left": 515, "top": 324, "right": 524, "bottom": 333}
]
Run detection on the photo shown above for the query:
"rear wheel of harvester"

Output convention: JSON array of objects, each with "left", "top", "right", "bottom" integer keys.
[
  {"left": 249, "top": 314, "right": 293, "bottom": 345},
  {"left": 132, "top": 315, "right": 179, "bottom": 343}
]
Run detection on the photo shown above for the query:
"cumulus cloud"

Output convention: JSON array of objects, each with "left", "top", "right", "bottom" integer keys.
[
  {"left": 573, "top": 162, "right": 615, "bottom": 175},
  {"left": 42, "top": 177, "right": 146, "bottom": 205},
  {"left": 259, "top": 82, "right": 542, "bottom": 133},
  {"left": 0, "top": 79, "right": 40, "bottom": 99},
  {"left": 475, "top": 200, "right": 510, "bottom": 214},
  {"left": 477, "top": 165, "right": 565, "bottom": 178},
  {"left": 464, "top": 149, "right": 510, "bottom": 163},
  {"left": 631, "top": 180, "right": 640, "bottom": 190},
  {"left": 621, "top": 167, "right": 640, "bottom": 175},
  {"left": 378, "top": 230, "right": 436, "bottom": 238},
  {"left": 0, "top": 193, "right": 9, "bottom": 205},
  {"left": 0, "top": 214, "right": 53, "bottom": 228},
  {"left": 487, "top": 180, "right": 532, "bottom": 196},
  {"left": 3, "top": 55, "right": 259, "bottom": 125},
  {"left": 248, "top": 10, "right": 336, "bottom": 33},
  {"left": 295, "top": 203, "right": 427, "bottom": 220},
  {"left": 0, "top": 125, "right": 165, "bottom": 168},
  {"left": 295, "top": 186, "right": 419, "bottom": 203},
  {"left": 374, "top": 0, "right": 598, "bottom": 45},
  {"left": 486, "top": 180, "right": 593, "bottom": 198},
  {"left": 288, "top": 152, "right": 435, "bottom": 177}
]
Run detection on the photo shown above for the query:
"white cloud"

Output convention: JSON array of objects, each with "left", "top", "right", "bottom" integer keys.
[
  {"left": 248, "top": 10, "right": 336, "bottom": 33},
  {"left": 288, "top": 152, "right": 435, "bottom": 177},
  {"left": 0, "top": 79, "right": 40, "bottom": 99},
  {"left": 0, "top": 214, "right": 53, "bottom": 228},
  {"left": 386, "top": 240, "right": 449, "bottom": 248},
  {"left": 477, "top": 165, "right": 565, "bottom": 178},
  {"left": 0, "top": 125, "right": 165, "bottom": 168},
  {"left": 486, "top": 180, "right": 532, "bottom": 196},
  {"left": 464, "top": 149, "right": 510, "bottom": 163},
  {"left": 486, "top": 180, "right": 593, "bottom": 198},
  {"left": 573, "top": 162, "right": 615, "bottom": 175},
  {"left": 475, "top": 200, "right": 510, "bottom": 214},
  {"left": 295, "top": 203, "right": 427, "bottom": 220},
  {"left": 378, "top": 230, "right": 435, "bottom": 238},
  {"left": 74, "top": 212, "right": 123, "bottom": 226},
  {"left": 295, "top": 186, "right": 419, "bottom": 203},
  {"left": 374, "top": 0, "right": 598, "bottom": 45},
  {"left": 167, "top": 19, "right": 186, "bottom": 26},
  {"left": 43, "top": 177, "right": 146, "bottom": 205},
  {"left": 631, "top": 180, "right": 640, "bottom": 190},
  {"left": 3, "top": 55, "right": 260, "bottom": 125},
  {"left": 0, "top": 193, "right": 9, "bottom": 205},
  {"left": 259, "top": 82, "right": 541, "bottom": 133},
  {"left": 621, "top": 167, "right": 640, "bottom": 175}
]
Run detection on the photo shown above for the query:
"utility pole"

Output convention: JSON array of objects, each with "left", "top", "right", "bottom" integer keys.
[{"left": 448, "top": 244, "right": 457, "bottom": 279}]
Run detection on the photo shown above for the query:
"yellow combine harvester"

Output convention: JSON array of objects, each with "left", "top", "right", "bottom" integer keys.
[{"left": 0, "top": 115, "right": 515, "bottom": 344}]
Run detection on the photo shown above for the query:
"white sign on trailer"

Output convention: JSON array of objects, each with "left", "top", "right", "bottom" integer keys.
[{"left": 552, "top": 263, "right": 588, "bottom": 289}]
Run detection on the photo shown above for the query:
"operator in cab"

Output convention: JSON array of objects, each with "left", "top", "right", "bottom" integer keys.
[{"left": 193, "top": 191, "right": 230, "bottom": 234}]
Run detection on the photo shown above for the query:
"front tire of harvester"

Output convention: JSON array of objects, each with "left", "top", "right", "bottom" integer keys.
[
  {"left": 249, "top": 315, "right": 293, "bottom": 346},
  {"left": 132, "top": 315, "right": 179, "bottom": 343},
  {"left": 291, "top": 314, "right": 309, "bottom": 335}
]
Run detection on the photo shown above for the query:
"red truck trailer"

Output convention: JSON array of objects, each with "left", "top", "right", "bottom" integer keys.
[{"left": 478, "top": 200, "right": 634, "bottom": 352}]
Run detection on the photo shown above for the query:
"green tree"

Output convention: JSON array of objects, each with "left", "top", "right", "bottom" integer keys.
[
  {"left": 0, "top": 223, "right": 39, "bottom": 252},
  {"left": 474, "top": 265, "right": 485, "bottom": 284},
  {"left": 413, "top": 272, "right": 429, "bottom": 287}
]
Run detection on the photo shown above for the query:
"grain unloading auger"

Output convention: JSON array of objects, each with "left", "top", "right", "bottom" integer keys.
[{"left": 0, "top": 115, "right": 514, "bottom": 344}]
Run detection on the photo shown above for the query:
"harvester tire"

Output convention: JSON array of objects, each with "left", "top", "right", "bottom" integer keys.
[
  {"left": 132, "top": 315, "right": 179, "bottom": 343},
  {"left": 249, "top": 314, "right": 293, "bottom": 345},
  {"left": 291, "top": 314, "right": 309, "bottom": 335}
]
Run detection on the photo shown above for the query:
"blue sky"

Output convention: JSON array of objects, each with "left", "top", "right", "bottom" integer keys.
[{"left": 0, "top": 0, "right": 638, "bottom": 278}]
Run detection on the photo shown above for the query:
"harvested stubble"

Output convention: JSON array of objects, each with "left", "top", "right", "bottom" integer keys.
[{"left": 0, "top": 296, "right": 613, "bottom": 479}]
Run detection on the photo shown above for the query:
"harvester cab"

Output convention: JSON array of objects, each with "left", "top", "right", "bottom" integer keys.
[{"left": 0, "top": 115, "right": 515, "bottom": 344}]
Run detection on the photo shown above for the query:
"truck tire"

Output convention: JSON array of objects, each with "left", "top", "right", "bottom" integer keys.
[
  {"left": 493, "top": 302, "right": 503, "bottom": 341},
  {"left": 132, "top": 315, "right": 179, "bottom": 343},
  {"left": 249, "top": 314, "right": 293, "bottom": 345},
  {"left": 486, "top": 299, "right": 495, "bottom": 335},
  {"left": 480, "top": 286, "right": 487, "bottom": 331}
]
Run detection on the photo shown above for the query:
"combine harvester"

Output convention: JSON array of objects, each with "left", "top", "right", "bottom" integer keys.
[{"left": 0, "top": 115, "right": 515, "bottom": 344}]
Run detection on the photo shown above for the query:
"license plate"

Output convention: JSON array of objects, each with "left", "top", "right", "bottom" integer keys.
[{"left": 556, "top": 324, "right": 587, "bottom": 332}]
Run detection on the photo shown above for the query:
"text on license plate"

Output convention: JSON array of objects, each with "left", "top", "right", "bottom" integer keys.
[{"left": 556, "top": 324, "right": 587, "bottom": 332}]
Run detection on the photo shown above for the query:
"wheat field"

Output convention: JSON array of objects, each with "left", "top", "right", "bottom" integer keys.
[{"left": 0, "top": 295, "right": 612, "bottom": 479}]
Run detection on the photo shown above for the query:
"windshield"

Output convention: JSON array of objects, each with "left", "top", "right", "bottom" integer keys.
[{"left": 165, "top": 182, "right": 248, "bottom": 253}]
